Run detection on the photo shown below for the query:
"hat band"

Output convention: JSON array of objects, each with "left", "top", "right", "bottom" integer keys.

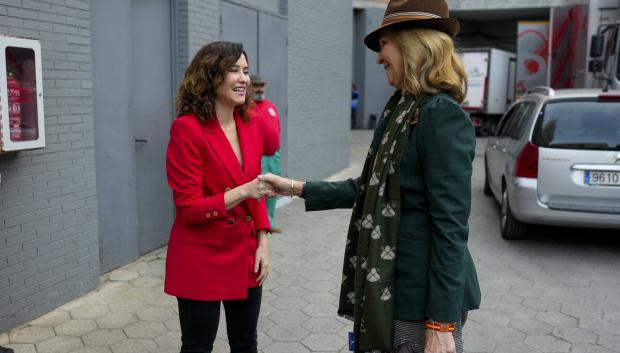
[{"left": 382, "top": 11, "right": 442, "bottom": 26}]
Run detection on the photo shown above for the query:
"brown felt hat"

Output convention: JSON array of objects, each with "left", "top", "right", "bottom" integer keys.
[{"left": 364, "top": 0, "right": 460, "bottom": 52}]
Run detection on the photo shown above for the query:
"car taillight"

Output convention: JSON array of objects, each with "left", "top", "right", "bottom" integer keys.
[
  {"left": 598, "top": 94, "right": 620, "bottom": 101},
  {"left": 515, "top": 142, "right": 539, "bottom": 178}
]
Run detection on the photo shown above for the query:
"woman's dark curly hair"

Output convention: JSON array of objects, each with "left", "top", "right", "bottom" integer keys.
[{"left": 175, "top": 41, "right": 253, "bottom": 123}]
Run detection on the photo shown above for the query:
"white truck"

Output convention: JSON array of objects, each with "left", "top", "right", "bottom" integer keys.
[{"left": 459, "top": 48, "right": 517, "bottom": 135}]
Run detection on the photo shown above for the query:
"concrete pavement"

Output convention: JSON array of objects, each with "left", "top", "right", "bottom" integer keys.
[{"left": 1, "top": 130, "right": 620, "bottom": 353}]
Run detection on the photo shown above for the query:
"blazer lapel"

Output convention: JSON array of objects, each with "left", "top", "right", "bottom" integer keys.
[
  {"left": 202, "top": 118, "right": 247, "bottom": 187},
  {"left": 235, "top": 115, "right": 254, "bottom": 178}
]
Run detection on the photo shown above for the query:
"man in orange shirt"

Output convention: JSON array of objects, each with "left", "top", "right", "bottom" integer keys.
[{"left": 250, "top": 74, "right": 282, "bottom": 233}]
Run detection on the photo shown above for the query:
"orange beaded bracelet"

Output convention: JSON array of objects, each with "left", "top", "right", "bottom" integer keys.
[{"left": 425, "top": 320, "right": 456, "bottom": 332}]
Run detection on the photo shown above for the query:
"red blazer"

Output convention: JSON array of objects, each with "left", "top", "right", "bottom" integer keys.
[{"left": 164, "top": 113, "right": 274, "bottom": 301}]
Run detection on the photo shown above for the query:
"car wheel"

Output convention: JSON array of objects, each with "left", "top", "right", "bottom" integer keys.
[
  {"left": 501, "top": 187, "right": 527, "bottom": 240},
  {"left": 483, "top": 160, "right": 492, "bottom": 196}
]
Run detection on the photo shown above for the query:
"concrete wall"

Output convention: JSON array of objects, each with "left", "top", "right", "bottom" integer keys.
[
  {"left": 175, "top": 0, "right": 220, "bottom": 88},
  {"left": 225, "top": 0, "right": 282, "bottom": 15},
  {"left": 279, "top": 0, "right": 288, "bottom": 15},
  {"left": 285, "top": 0, "right": 352, "bottom": 180},
  {"left": 354, "top": 0, "right": 388, "bottom": 9},
  {"left": 353, "top": 8, "right": 394, "bottom": 130},
  {"left": 0, "top": 0, "right": 99, "bottom": 332}
]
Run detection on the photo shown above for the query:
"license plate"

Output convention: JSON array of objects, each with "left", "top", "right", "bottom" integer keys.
[{"left": 584, "top": 170, "right": 620, "bottom": 186}]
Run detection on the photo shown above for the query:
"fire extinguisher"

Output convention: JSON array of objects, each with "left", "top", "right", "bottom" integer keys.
[{"left": 7, "top": 71, "right": 22, "bottom": 141}]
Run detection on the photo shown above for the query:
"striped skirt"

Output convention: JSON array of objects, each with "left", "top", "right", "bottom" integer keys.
[
  {"left": 391, "top": 320, "right": 463, "bottom": 353},
  {"left": 364, "top": 318, "right": 464, "bottom": 353}
]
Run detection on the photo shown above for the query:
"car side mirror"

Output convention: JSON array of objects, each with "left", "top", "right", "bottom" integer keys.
[
  {"left": 590, "top": 34, "right": 604, "bottom": 58},
  {"left": 589, "top": 59, "right": 603, "bottom": 73}
]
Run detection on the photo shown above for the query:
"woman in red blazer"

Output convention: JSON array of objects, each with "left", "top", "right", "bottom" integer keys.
[{"left": 165, "top": 41, "right": 276, "bottom": 353}]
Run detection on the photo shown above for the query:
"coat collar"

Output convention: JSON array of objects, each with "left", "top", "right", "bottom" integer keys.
[{"left": 201, "top": 113, "right": 254, "bottom": 187}]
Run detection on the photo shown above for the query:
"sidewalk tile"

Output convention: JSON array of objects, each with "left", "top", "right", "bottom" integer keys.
[
  {"left": 96, "top": 312, "right": 138, "bottom": 329},
  {"left": 263, "top": 341, "right": 310, "bottom": 353},
  {"left": 55, "top": 319, "right": 97, "bottom": 336},
  {"left": 36, "top": 336, "right": 83, "bottom": 353},
  {"left": 8, "top": 326, "right": 54, "bottom": 344},
  {"left": 69, "top": 305, "right": 109, "bottom": 320},
  {"left": 302, "top": 333, "right": 345, "bottom": 352},
  {"left": 124, "top": 322, "right": 167, "bottom": 339},
  {"left": 83, "top": 329, "right": 126, "bottom": 346},
  {"left": 29, "top": 311, "right": 71, "bottom": 327},
  {"left": 110, "top": 338, "right": 157, "bottom": 353}
]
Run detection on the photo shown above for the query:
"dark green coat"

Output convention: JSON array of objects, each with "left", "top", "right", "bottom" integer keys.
[{"left": 304, "top": 93, "right": 481, "bottom": 322}]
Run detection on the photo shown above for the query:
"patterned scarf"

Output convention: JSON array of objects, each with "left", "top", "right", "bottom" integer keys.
[{"left": 338, "top": 91, "right": 426, "bottom": 352}]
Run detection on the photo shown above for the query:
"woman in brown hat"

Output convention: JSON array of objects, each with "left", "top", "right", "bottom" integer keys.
[{"left": 260, "top": 0, "right": 480, "bottom": 352}]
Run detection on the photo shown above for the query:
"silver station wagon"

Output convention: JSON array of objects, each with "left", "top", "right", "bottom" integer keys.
[{"left": 484, "top": 87, "right": 620, "bottom": 239}]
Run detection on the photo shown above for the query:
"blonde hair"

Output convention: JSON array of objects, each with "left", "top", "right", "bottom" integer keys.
[{"left": 392, "top": 27, "right": 467, "bottom": 103}]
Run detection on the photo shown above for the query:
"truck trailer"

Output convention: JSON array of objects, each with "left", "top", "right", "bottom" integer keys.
[{"left": 460, "top": 48, "right": 517, "bottom": 135}]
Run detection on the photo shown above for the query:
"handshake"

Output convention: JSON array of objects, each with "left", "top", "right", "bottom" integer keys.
[{"left": 243, "top": 173, "right": 301, "bottom": 200}]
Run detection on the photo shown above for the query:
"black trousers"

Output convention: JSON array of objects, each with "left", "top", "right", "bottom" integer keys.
[{"left": 177, "top": 286, "right": 262, "bottom": 353}]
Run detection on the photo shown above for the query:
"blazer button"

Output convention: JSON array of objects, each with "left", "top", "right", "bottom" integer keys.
[
  {"left": 228, "top": 218, "right": 235, "bottom": 225},
  {"left": 213, "top": 211, "right": 218, "bottom": 217},
  {"left": 244, "top": 215, "right": 252, "bottom": 222},
  {"left": 205, "top": 212, "right": 211, "bottom": 218},
  {"left": 225, "top": 187, "right": 231, "bottom": 192}
]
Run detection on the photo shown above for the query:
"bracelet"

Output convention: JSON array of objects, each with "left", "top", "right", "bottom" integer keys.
[
  {"left": 290, "top": 178, "right": 295, "bottom": 197},
  {"left": 425, "top": 320, "right": 456, "bottom": 332}
]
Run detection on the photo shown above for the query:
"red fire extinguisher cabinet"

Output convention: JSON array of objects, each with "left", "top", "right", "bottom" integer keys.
[{"left": 0, "top": 36, "right": 45, "bottom": 152}]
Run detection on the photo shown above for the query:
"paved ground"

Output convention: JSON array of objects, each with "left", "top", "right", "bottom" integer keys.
[{"left": 1, "top": 131, "right": 619, "bottom": 353}]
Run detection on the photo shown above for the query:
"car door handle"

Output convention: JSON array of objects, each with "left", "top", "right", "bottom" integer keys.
[{"left": 135, "top": 139, "right": 148, "bottom": 143}]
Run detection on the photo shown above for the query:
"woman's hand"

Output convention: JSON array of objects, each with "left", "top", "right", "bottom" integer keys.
[
  {"left": 254, "top": 230, "right": 269, "bottom": 285},
  {"left": 259, "top": 173, "right": 304, "bottom": 197},
  {"left": 257, "top": 173, "right": 289, "bottom": 196},
  {"left": 424, "top": 329, "right": 456, "bottom": 353},
  {"left": 243, "top": 177, "right": 274, "bottom": 200}
]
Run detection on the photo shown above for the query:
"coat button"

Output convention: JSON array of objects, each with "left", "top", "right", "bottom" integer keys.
[
  {"left": 213, "top": 211, "right": 218, "bottom": 217},
  {"left": 205, "top": 212, "right": 211, "bottom": 218},
  {"left": 228, "top": 218, "right": 235, "bottom": 225},
  {"left": 225, "top": 187, "right": 231, "bottom": 192},
  {"left": 244, "top": 215, "right": 252, "bottom": 222}
]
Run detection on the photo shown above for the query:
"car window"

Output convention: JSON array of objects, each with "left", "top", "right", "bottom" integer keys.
[
  {"left": 498, "top": 102, "right": 534, "bottom": 139},
  {"left": 532, "top": 99, "right": 620, "bottom": 150},
  {"left": 497, "top": 105, "right": 520, "bottom": 136},
  {"left": 510, "top": 102, "right": 536, "bottom": 139}
]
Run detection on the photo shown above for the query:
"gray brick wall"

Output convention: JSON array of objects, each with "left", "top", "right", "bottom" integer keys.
[
  {"left": 0, "top": 0, "right": 99, "bottom": 332},
  {"left": 285, "top": 0, "right": 352, "bottom": 180},
  {"left": 175, "top": 0, "right": 220, "bottom": 88},
  {"left": 224, "top": 0, "right": 282, "bottom": 15}
]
